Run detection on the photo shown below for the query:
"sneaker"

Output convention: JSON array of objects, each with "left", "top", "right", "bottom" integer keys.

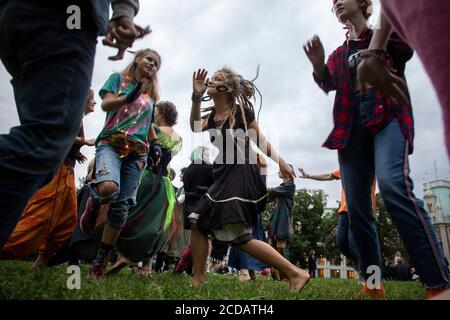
[
  {"left": 89, "top": 259, "right": 108, "bottom": 280},
  {"left": 80, "top": 197, "right": 101, "bottom": 235},
  {"left": 357, "top": 282, "right": 386, "bottom": 299}
]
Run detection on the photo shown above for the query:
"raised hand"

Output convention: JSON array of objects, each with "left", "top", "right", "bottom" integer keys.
[
  {"left": 303, "top": 35, "right": 325, "bottom": 73},
  {"left": 192, "top": 69, "right": 209, "bottom": 96},
  {"left": 103, "top": 17, "right": 151, "bottom": 61},
  {"left": 357, "top": 56, "right": 410, "bottom": 105}
]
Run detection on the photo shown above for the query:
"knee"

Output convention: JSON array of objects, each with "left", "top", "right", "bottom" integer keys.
[
  {"left": 96, "top": 181, "right": 118, "bottom": 198},
  {"left": 107, "top": 201, "right": 129, "bottom": 229},
  {"left": 377, "top": 173, "right": 402, "bottom": 199}
]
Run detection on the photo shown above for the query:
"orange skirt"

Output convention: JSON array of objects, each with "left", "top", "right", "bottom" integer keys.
[{"left": 0, "top": 164, "right": 77, "bottom": 259}]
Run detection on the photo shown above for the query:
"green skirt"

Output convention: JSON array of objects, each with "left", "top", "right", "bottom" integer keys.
[{"left": 116, "top": 170, "right": 176, "bottom": 262}]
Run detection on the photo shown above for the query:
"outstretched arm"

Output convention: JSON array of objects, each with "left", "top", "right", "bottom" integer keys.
[
  {"left": 248, "top": 120, "right": 295, "bottom": 181},
  {"left": 298, "top": 168, "right": 337, "bottom": 181}
]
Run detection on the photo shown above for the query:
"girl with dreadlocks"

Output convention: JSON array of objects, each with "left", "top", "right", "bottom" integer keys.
[
  {"left": 303, "top": 0, "right": 449, "bottom": 298},
  {"left": 188, "top": 67, "right": 310, "bottom": 292},
  {"left": 79, "top": 49, "right": 163, "bottom": 279}
]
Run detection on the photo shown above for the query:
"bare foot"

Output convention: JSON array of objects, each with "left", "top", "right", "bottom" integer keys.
[
  {"left": 106, "top": 255, "right": 129, "bottom": 276},
  {"left": 239, "top": 273, "right": 251, "bottom": 282},
  {"left": 189, "top": 277, "right": 204, "bottom": 288},
  {"left": 31, "top": 254, "right": 50, "bottom": 269},
  {"left": 287, "top": 268, "right": 310, "bottom": 293},
  {"left": 133, "top": 267, "right": 152, "bottom": 277}
]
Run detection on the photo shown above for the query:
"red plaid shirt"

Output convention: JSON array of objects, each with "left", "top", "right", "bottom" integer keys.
[{"left": 314, "top": 28, "right": 415, "bottom": 153}]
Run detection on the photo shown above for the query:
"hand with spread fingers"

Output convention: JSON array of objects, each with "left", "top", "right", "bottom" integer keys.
[
  {"left": 192, "top": 69, "right": 209, "bottom": 97},
  {"left": 103, "top": 17, "right": 151, "bottom": 61},
  {"left": 357, "top": 56, "right": 410, "bottom": 105},
  {"left": 303, "top": 35, "right": 326, "bottom": 74},
  {"left": 298, "top": 168, "right": 310, "bottom": 179}
]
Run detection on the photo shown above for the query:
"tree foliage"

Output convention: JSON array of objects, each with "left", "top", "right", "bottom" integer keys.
[{"left": 263, "top": 188, "right": 409, "bottom": 267}]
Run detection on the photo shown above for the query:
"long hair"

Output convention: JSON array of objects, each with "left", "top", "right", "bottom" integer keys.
[
  {"left": 202, "top": 66, "right": 261, "bottom": 131},
  {"left": 122, "top": 49, "right": 161, "bottom": 102}
]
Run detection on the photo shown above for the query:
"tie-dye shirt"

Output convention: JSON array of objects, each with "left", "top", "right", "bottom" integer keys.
[{"left": 97, "top": 73, "right": 155, "bottom": 158}]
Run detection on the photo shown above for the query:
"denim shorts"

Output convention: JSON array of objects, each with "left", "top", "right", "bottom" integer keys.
[{"left": 89, "top": 143, "right": 146, "bottom": 227}]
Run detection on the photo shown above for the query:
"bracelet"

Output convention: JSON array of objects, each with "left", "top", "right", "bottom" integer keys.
[{"left": 191, "top": 92, "right": 203, "bottom": 103}]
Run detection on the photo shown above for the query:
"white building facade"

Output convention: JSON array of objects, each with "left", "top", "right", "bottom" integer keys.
[{"left": 423, "top": 179, "right": 450, "bottom": 263}]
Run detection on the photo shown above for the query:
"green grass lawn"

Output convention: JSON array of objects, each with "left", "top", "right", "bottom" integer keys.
[{"left": 0, "top": 260, "right": 426, "bottom": 300}]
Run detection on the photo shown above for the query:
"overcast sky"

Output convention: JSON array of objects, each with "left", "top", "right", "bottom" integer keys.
[{"left": 1, "top": 0, "right": 448, "bottom": 208}]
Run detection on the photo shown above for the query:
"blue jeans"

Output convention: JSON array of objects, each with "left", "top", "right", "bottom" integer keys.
[
  {"left": 336, "top": 212, "right": 360, "bottom": 271},
  {"left": 0, "top": 0, "right": 97, "bottom": 249},
  {"left": 338, "top": 92, "right": 449, "bottom": 288},
  {"left": 90, "top": 144, "right": 146, "bottom": 229}
]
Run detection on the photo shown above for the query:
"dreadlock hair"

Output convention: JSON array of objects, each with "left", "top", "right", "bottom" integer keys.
[
  {"left": 122, "top": 49, "right": 161, "bottom": 102},
  {"left": 202, "top": 66, "right": 260, "bottom": 131}
]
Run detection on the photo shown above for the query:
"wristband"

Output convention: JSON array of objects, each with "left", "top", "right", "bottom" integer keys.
[{"left": 191, "top": 92, "right": 203, "bottom": 103}]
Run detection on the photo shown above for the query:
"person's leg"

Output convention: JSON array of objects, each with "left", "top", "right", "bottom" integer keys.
[
  {"left": 339, "top": 152, "right": 377, "bottom": 282},
  {"left": 103, "top": 155, "right": 145, "bottom": 244},
  {"left": 190, "top": 227, "right": 209, "bottom": 287},
  {"left": 336, "top": 213, "right": 351, "bottom": 258},
  {"left": 267, "top": 238, "right": 281, "bottom": 280},
  {"left": 239, "top": 268, "right": 251, "bottom": 281},
  {"left": 0, "top": 1, "right": 97, "bottom": 248},
  {"left": 238, "top": 239, "right": 310, "bottom": 292},
  {"left": 336, "top": 212, "right": 360, "bottom": 271},
  {"left": 36, "top": 165, "right": 77, "bottom": 267},
  {"left": 374, "top": 119, "right": 449, "bottom": 289},
  {"left": 0, "top": 166, "right": 66, "bottom": 260},
  {"left": 87, "top": 146, "right": 122, "bottom": 278},
  {"left": 90, "top": 155, "right": 145, "bottom": 278},
  {"left": 81, "top": 144, "right": 121, "bottom": 235},
  {"left": 338, "top": 93, "right": 378, "bottom": 285},
  {"left": 347, "top": 227, "right": 361, "bottom": 272}
]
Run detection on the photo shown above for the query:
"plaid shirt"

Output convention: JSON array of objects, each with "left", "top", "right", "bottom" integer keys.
[{"left": 314, "top": 27, "right": 415, "bottom": 153}]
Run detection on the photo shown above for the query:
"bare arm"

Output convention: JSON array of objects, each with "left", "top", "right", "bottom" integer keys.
[
  {"left": 248, "top": 120, "right": 294, "bottom": 180},
  {"left": 190, "top": 100, "right": 204, "bottom": 132},
  {"left": 101, "top": 92, "right": 128, "bottom": 112},
  {"left": 74, "top": 137, "right": 95, "bottom": 146},
  {"left": 147, "top": 125, "right": 158, "bottom": 142},
  {"left": 369, "top": 11, "right": 393, "bottom": 51},
  {"left": 298, "top": 168, "right": 336, "bottom": 181}
]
